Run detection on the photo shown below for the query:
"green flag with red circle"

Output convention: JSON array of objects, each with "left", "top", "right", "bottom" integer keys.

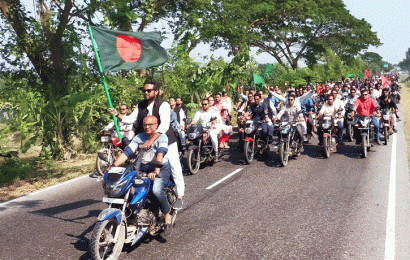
[{"left": 91, "top": 26, "right": 168, "bottom": 72}]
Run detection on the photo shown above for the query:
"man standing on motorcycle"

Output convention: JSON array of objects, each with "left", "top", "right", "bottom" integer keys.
[
  {"left": 109, "top": 79, "right": 185, "bottom": 210},
  {"left": 351, "top": 88, "right": 381, "bottom": 145},
  {"left": 316, "top": 94, "right": 345, "bottom": 145},
  {"left": 187, "top": 98, "right": 223, "bottom": 161},
  {"left": 378, "top": 88, "right": 398, "bottom": 133}
]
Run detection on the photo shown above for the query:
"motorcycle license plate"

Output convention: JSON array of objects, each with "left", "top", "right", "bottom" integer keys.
[
  {"left": 103, "top": 197, "right": 124, "bottom": 204},
  {"left": 101, "top": 136, "right": 110, "bottom": 142}
]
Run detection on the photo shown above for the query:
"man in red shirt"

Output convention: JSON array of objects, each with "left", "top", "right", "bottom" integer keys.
[{"left": 351, "top": 88, "right": 381, "bottom": 145}]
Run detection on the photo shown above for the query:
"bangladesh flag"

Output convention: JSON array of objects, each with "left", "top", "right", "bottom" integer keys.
[{"left": 91, "top": 26, "right": 168, "bottom": 72}]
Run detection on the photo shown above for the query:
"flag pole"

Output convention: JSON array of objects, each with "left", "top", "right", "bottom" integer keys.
[{"left": 88, "top": 25, "right": 122, "bottom": 141}]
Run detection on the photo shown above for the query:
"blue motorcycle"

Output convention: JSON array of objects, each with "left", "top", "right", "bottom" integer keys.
[{"left": 89, "top": 156, "right": 178, "bottom": 260}]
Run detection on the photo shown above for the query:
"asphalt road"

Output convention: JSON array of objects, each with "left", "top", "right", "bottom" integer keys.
[{"left": 0, "top": 107, "right": 409, "bottom": 260}]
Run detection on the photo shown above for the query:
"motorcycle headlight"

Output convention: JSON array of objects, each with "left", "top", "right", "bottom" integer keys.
[
  {"left": 383, "top": 115, "right": 390, "bottom": 120},
  {"left": 280, "top": 124, "right": 291, "bottom": 134},
  {"left": 322, "top": 122, "right": 331, "bottom": 129},
  {"left": 360, "top": 119, "right": 369, "bottom": 127},
  {"left": 245, "top": 126, "right": 255, "bottom": 134}
]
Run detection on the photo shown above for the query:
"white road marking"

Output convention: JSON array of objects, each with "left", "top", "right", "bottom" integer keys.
[
  {"left": 205, "top": 168, "right": 243, "bottom": 190},
  {"left": 384, "top": 133, "right": 397, "bottom": 260}
]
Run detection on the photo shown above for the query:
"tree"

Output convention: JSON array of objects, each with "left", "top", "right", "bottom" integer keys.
[{"left": 173, "top": 0, "right": 380, "bottom": 70}]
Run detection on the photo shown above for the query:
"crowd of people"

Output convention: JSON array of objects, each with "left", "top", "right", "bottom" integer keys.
[{"left": 100, "top": 73, "right": 402, "bottom": 228}]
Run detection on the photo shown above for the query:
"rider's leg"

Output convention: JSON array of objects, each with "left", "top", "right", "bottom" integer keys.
[
  {"left": 337, "top": 121, "right": 344, "bottom": 142},
  {"left": 167, "top": 142, "right": 185, "bottom": 202},
  {"left": 152, "top": 163, "right": 172, "bottom": 224},
  {"left": 371, "top": 117, "right": 380, "bottom": 142}
]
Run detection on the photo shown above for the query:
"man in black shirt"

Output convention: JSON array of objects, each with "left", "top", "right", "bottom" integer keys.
[{"left": 378, "top": 88, "right": 398, "bottom": 133}]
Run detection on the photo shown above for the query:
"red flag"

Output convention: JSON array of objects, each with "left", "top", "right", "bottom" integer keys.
[
  {"left": 364, "top": 70, "right": 369, "bottom": 79},
  {"left": 381, "top": 75, "right": 390, "bottom": 88}
]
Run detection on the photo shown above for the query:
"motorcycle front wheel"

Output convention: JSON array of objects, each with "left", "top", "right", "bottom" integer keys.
[
  {"left": 187, "top": 149, "right": 201, "bottom": 175},
  {"left": 347, "top": 124, "right": 354, "bottom": 142},
  {"left": 96, "top": 149, "right": 113, "bottom": 176},
  {"left": 384, "top": 126, "right": 389, "bottom": 145},
  {"left": 323, "top": 136, "right": 331, "bottom": 158},
  {"left": 361, "top": 135, "right": 368, "bottom": 158},
  {"left": 279, "top": 142, "right": 289, "bottom": 167},
  {"left": 90, "top": 219, "right": 126, "bottom": 260},
  {"left": 244, "top": 141, "right": 255, "bottom": 164}
]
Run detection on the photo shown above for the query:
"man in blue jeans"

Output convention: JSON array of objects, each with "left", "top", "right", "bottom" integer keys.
[{"left": 111, "top": 115, "right": 173, "bottom": 226}]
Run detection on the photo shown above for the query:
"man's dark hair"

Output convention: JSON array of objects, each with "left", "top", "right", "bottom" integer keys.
[
  {"left": 254, "top": 93, "right": 261, "bottom": 99},
  {"left": 143, "top": 79, "right": 160, "bottom": 90}
]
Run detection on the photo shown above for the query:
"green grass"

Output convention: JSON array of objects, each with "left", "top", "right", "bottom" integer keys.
[{"left": 400, "top": 75, "right": 410, "bottom": 170}]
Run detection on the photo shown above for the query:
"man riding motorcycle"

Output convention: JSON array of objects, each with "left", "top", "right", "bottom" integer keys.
[
  {"left": 244, "top": 93, "right": 274, "bottom": 144},
  {"left": 109, "top": 115, "right": 173, "bottom": 230},
  {"left": 273, "top": 94, "right": 305, "bottom": 151},
  {"left": 377, "top": 88, "right": 398, "bottom": 133},
  {"left": 316, "top": 94, "right": 344, "bottom": 145},
  {"left": 187, "top": 98, "right": 223, "bottom": 162},
  {"left": 351, "top": 88, "right": 381, "bottom": 145}
]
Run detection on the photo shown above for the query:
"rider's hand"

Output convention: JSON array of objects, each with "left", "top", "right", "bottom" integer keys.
[
  {"left": 351, "top": 111, "right": 355, "bottom": 117},
  {"left": 109, "top": 108, "right": 118, "bottom": 116},
  {"left": 142, "top": 139, "right": 154, "bottom": 150},
  {"left": 148, "top": 172, "right": 159, "bottom": 180}
]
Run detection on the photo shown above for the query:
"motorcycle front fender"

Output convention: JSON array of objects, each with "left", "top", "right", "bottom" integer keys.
[
  {"left": 97, "top": 208, "right": 123, "bottom": 224},
  {"left": 323, "top": 133, "right": 330, "bottom": 138},
  {"left": 244, "top": 137, "right": 254, "bottom": 142}
]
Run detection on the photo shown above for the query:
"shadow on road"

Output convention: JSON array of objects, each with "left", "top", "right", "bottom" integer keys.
[
  {"left": 29, "top": 199, "right": 101, "bottom": 224},
  {"left": 0, "top": 199, "right": 43, "bottom": 212}
]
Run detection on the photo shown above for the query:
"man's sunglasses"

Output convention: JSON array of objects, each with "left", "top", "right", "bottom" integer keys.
[
  {"left": 142, "top": 89, "right": 155, "bottom": 93},
  {"left": 202, "top": 103, "right": 208, "bottom": 106}
]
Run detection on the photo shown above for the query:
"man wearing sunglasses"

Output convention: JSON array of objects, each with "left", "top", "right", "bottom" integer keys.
[
  {"left": 351, "top": 88, "right": 381, "bottom": 145},
  {"left": 109, "top": 79, "right": 185, "bottom": 209}
]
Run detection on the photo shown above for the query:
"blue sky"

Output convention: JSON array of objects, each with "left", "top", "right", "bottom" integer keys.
[{"left": 15, "top": 0, "right": 410, "bottom": 66}]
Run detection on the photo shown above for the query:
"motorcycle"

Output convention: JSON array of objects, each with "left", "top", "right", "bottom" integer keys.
[
  {"left": 381, "top": 108, "right": 393, "bottom": 145},
  {"left": 96, "top": 131, "right": 125, "bottom": 175},
  {"left": 344, "top": 101, "right": 355, "bottom": 142},
  {"left": 90, "top": 153, "right": 178, "bottom": 260},
  {"left": 277, "top": 119, "right": 303, "bottom": 167},
  {"left": 354, "top": 115, "right": 375, "bottom": 158},
  {"left": 243, "top": 119, "right": 269, "bottom": 164},
  {"left": 319, "top": 116, "right": 340, "bottom": 158},
  {"left": 186, "top": 117, "right": 219, "bottom": 174}
]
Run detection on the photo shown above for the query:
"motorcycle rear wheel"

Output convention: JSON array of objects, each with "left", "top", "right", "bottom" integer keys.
[
  {"left": 90, "top": 219, "right": 126, "bottom": 260},
  {"left": 384, "top": 126, "right": 389, "bottom": 145},
  {"left": 96, "top": 149, "right": 113, "bottom": 176},
  {"left": 279, "top": 142, "right": 289, "bottom": 167},
  {"left": 244, "top": 141, "right": 255, "bottom": 164},
  {"left": 187, "top": 149, "right": 201, "bottom": 175},
  {"left": 323, "top": 137, "right": 331, "bottom": 158}
]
